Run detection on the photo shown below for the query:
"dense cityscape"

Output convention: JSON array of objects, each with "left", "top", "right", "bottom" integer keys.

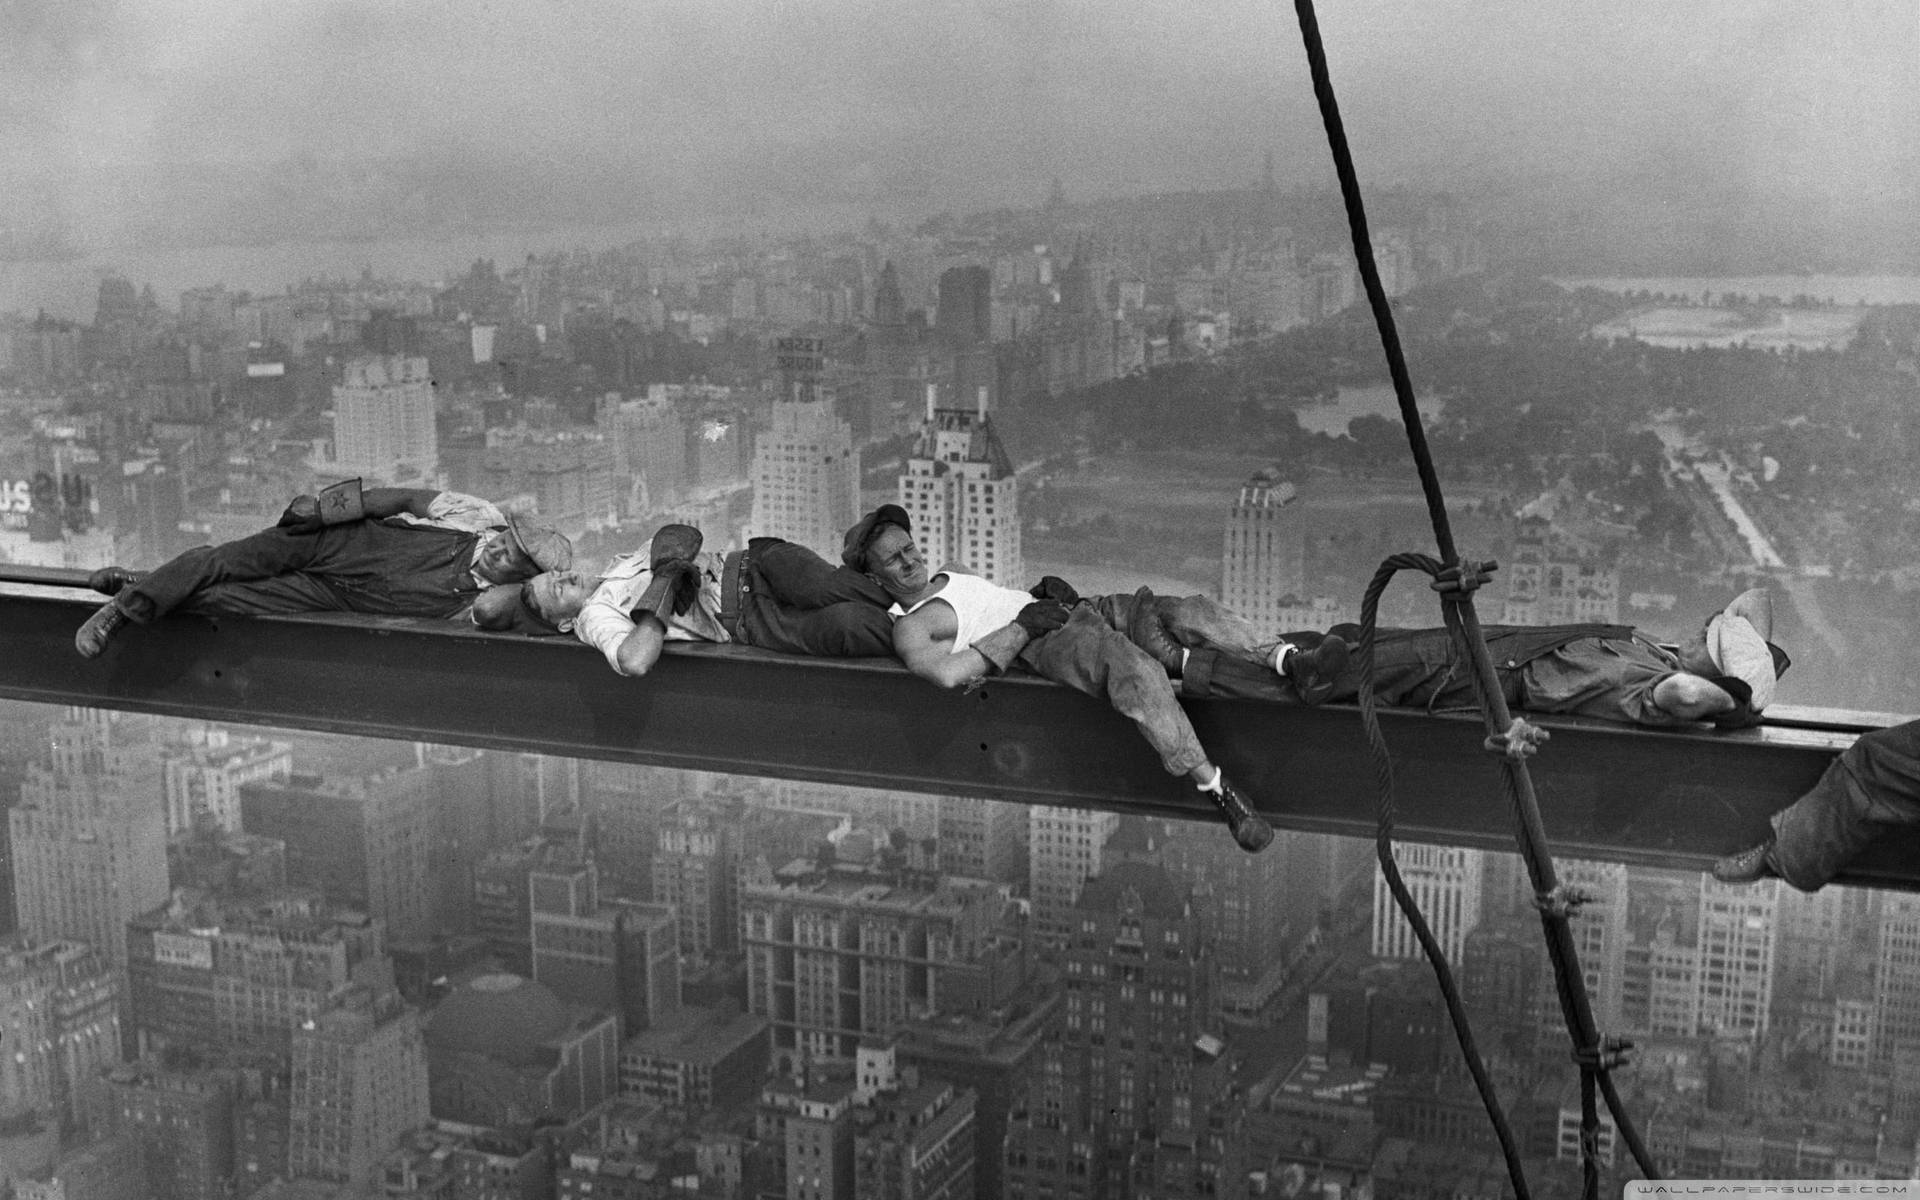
[{"left": 0, "top": 159, "right": 1917, "bottom": 1200}]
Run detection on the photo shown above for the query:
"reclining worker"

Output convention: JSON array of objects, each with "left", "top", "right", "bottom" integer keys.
[
  {"left": 843, "top": 504, "right": 1350, "bottom": 854},
  {"left": 1133, "top": 585, "right": 1788, "bottom": 731},
  {"left": 472, "top": 523, "right": 894, "bottom": 673},
  {"left": 1713, "top": 717, "right": 1920, "bottom": 890},
  {"left": 75, "top": 479, "right": 571, "bottom": 657}
]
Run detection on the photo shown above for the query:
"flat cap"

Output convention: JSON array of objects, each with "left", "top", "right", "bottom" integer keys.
[{"left": 842, "top": 504, "right": 912, "bottom": 571}]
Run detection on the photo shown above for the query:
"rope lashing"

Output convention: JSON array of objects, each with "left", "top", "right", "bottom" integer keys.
[
  {"left": 1430, "top": 559, "right": 1499, "bottom": 601},
  {"left": 1487, "top": 718, "right": 1551, "bottom": 761},
  {"left": 1572, "top": 1036, "right": 1637, "bottom": 1072},
  {"left": 1534, "top": 884, "right": 1594, "bottom": 920}
]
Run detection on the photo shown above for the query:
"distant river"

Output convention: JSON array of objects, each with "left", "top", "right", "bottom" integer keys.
[
  {"left": 1554, "top": 275, "right": 1920, "bottom": 307},
  {"left": 0, "top": 205, "right": 874, "bottom": 322}
]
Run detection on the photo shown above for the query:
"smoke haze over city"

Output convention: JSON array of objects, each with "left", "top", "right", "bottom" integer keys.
[{"left": 4, "top": 1, "right": 1917, "bottom": 257}]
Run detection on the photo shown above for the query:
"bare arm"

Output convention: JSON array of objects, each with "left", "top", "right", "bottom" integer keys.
[
  {"left": 893, "top": 611, "right": 1025, "bottom": 690},
  {"left": 613, "top": 616, "right": 668, "bottom": 678},
  {"left": 1653, "top": 673, "right": 1738, "bottom": 721}
]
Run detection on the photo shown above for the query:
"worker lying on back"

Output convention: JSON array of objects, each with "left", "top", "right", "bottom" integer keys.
[
  {"left": 1132, "top": 586, "right": 1788, "bottom": 731},
  {"left": 841, "top": 505, "right": 1350, "bottom": 854},
  {"left": 74, "top": 480, "right": 571, "bottom": 658},
  {"left": 472, "top": 522, "right": 895, "bottom": 673}
]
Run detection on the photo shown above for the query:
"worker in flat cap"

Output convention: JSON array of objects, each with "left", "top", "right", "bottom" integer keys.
[
  {"left": 75, "top": 480, "right": 571, "bottom": 657},
  {"left": 479, "top": 521, "right": 893, "bottom": 673},
  {"left": 845, "top": 504, "right": 1349, "bottom": 854}
]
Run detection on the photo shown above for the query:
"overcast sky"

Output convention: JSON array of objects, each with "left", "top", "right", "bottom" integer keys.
[{"left": 4, "top": 0, "right": 1915, "bottom": 242}]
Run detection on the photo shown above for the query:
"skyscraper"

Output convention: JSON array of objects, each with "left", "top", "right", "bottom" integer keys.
[
  {"left": 1695, "top": 875, "right": 1778, "bottom": 1038},
  {"left": 751, "top": 336, "right": 860, "bottom": 560},
  {"left": 1005, "top": 860, "right": 1246, "bottom": 1200},
  {"left": 10, "top": 712, "right": 170, "bottom": 989},
  {"left": 240, "top": 766, "right": 438, "bottom": 944},
  {"left": 287, "top": 984, "right": 429, "bottom": 1191},
  {"left": 0, "top": 939, "right": 120, "bottom": 1131},
  {"left": 529, "top": 855, "right": 682, "bottom": 1037},
  {"left": 1371, "top": 845, "right": 1484, "bottom": 964},
  {"left": 1027, "top": 807, "right": 1120, "bottom": 949},
  {"left": 898, "top": 386, "right": 1021, "bottom": 586},
  {"left": 330, "top": 354, "right": 438, "bottom": 486},
  {"left": 1220, "top": 469, "right": 1306, "bottom": 633}
]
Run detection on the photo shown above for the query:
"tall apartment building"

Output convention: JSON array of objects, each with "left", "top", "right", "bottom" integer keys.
[
  {"left": 477, "top": 432, "right": 617, "bottom": 534},
  {"left": 0, "top": 939, "right": 120, "bottom": 1130},
  {"left": 897, "top": 387, "right": 1021, "bottom": 587},
  {"left": 1695, "top": 876, "right": 1779, "bottom": 1038},
  {"left": 1005, "top": 860, "right": 1245, "bottom": 1200},
  {"left": 100, "top": 1065, "right": 235, "bottom": 1200},
  {"left": 11, "top": 716, "right": 170, "bottom": 986},
  {"left": 159, "top": 728, "right": 292, "bottom": 835},
  {"left": 1500, "top": 519, "right": 1621, "bottom": 626},
  {"left": 240, "top": 766, "right": 438, "bottom": 944},
  {"left": 1872, "top": 894, "right": 1920, "bottom": 1066},
  {"left": 935, "top": 796, "right": 1027, "bottom": 886},
  {"left": 529, "top": 855, "right": 682, "bottom": 1036},
  {"left": 1220, "top": 469, "right": 1306, "bottom": 633},
  {"left": 1029, "top": 807, "right": 1121, "bottom": 948},
  {"left": 1552, "top": 858, "right": 1629, "bottom": 1035},
  {"left": 751, "top": 358, "right": 860, "bottom": 561},
  {"left": 126, "top": 892, "right": 385, "bottom": 1068},
  {"left": 741, "top": 863, "right": 1015, "bottom": 1068},
  {"left": 1136, "top": 818, "right": 1292, "bottom": 1015},
  {"left": 287, "top": 984, "right": 429, "bottom": 1191},
  {"left": 331, "top": 354, "right": 437, "bottom": 485},
  {"left": 1371, "top": 845, "right": 1484, "bottom": 964},
  {"left": 652, "top": 797, "right": 741, "bottom": 959}
]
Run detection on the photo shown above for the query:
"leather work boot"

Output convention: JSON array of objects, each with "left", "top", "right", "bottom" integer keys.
[
  {"left": 1205, "top": 774, "right": 1275, "bottom": 853},
  {"left": 87, "top": 566, "right": 144, "bottom": 596},
  {"left": 75, "top": 600, "right": 132, "bottom": 659},
  {"left": 1711, "top": 838, "right": 1779, "bottom": 885},
  {"left": 1127, "top": 587, "right": 1185, "bottom": 674},
  {"left": 1280, "top": 634, "right": 1351, "bottom": 706}
]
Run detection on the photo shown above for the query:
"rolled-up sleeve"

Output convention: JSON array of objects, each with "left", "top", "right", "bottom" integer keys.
[{"left": 575, "top": 597, "right": 640, "bottom": 674}]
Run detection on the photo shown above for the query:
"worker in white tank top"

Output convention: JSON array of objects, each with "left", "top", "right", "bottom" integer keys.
[{"left": 841, "top": 503, "right": 1351, "bottom": 854}]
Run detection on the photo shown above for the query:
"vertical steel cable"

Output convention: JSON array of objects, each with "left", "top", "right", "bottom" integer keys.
[{"left": 1288, "top": 0, "right": 1660, "bottom": 1188}]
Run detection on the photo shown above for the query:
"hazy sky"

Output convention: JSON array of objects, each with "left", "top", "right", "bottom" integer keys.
[{"left": 4, "top": 0, "right": 1915, "bottom": 242}]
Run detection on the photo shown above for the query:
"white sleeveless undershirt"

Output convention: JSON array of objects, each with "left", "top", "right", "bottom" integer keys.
[{"left": 892, "top": 572, "right": 1033, "bottom": 656}]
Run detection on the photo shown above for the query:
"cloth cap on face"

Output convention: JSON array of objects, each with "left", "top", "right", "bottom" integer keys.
[
  {"left": 505, "top": 514, "right": 573, "bottom": 573},
  {"left": 1705, "top": 611, "right": 1777, "bottom": 712},
  {"left": 842, "top": 504, "right": 912, "bottom": 571},
  {"left": 471, "top": 581, "right": 567, "bottom": 637},
  {"left": 647, "top": 524, "right": 703, "bottom": 569}
]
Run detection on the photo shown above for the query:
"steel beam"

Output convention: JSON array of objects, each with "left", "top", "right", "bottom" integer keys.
[{"left": 2, "top": 583, "right": 1909, "bottom": 888}]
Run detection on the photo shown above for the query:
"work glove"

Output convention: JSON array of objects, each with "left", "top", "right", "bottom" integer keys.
[
  {"left": 1029, "top": 575, "right": 1081, "bottom": 606},
  {"left": 633, "top": 524, "right": 705, "bottom": 621},
  {"left": 277, "top": 478, "right": 365, "bottom": 533},
  {"left": 1013, "top": 599, "right": 1071, "bottom": 640}
]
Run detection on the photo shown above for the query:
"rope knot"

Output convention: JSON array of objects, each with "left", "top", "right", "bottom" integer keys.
[
  {"left": 1571, "top": 1035, "right": 1635, "bottom": 1072},
  {"left": 1533, "top": 885, "right": 1593, "bottom": 920},
  {"left": 1428, "top": 558, "right": 1498, "bottom": 602},
  {"left": 1485, "top": 718, "right": 1550, "bottom": 761}
]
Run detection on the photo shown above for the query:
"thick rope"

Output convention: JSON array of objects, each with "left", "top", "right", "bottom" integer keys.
[
  {"left": 1289, "top": 0, "right": 1660, "bottom": 1188},
  {"left": 1356, "top": 555, "right": 1531, "bottom": 1195}
]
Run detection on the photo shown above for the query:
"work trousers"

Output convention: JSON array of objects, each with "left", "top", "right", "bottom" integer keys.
[
  {"left": 732, "top": 538, "right": 895, "bottom": 658},
  {"left": 1771, "top": 720, "right": 1920, "bottom": 891},
  {"left": 1021, "top": 605, "right": 1209, "bottom": 778},
  {"left": 118, "top": 521, "right": 483, "bottom": 622}
]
